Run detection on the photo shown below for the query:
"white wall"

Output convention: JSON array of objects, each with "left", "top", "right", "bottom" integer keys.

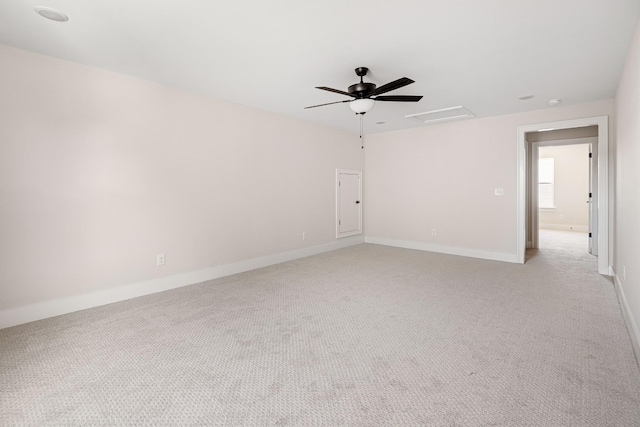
[
  {"left": 0, "top": 44, "right": 363, "bottom": 315},
  {"left": 614, "top": 18, "right": 640, "bottom": 355},
  {"left": 364, "top": 99, "right": 613, "bottom": 261},
  {"left": 539, "top": 144, "right": 590, "bottom": 231}
]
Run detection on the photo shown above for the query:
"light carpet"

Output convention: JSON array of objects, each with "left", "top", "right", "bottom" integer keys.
[{"left": 1, "top": 231, "right": 639, "bottom": 426}]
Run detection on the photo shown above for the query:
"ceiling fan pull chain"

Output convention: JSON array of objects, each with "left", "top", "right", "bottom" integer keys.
[{"left": 360, "top": 113, "right": 364, "bottom": 149}]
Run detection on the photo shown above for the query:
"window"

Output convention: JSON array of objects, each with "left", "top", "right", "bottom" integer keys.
[{"left": 538, "top": 157, "right": 555, "bottom": 209}]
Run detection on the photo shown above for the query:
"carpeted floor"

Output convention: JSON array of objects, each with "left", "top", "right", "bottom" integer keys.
[{"left": 1, "top": 231, "right": 639, "bottom": 426}]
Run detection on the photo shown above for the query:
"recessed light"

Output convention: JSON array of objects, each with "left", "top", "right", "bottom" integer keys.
[
  {"left": 519, "top": 95, "right": 535, "bottom": 100},
  {"left": 35, "top": 7, "right": 69, "bottom": 22},
  {"left": 548, "top": 98, "right": 562, "bottom": 106}
]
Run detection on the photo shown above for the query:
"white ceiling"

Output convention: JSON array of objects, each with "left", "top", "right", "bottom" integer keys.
[{"left": 1, "top": 0, "right": 639, "bottom": 134}]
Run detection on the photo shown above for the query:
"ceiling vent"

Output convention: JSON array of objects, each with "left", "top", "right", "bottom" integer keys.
[{"left": 405, "top": 106, "right": 475, "bottom": 125}]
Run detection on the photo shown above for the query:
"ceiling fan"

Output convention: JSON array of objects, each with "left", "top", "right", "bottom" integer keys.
[{"left": 305, "top": 67, "right": 423, "bottom": 114}]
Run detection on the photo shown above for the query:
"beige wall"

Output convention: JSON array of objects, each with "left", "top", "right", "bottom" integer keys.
[
  {"left": 0, "top": 44, "right": 363, "bottom": 311},
  {"left": 0, "top": 38, "right": 629, "bottom": 333},
  {"left": 364, "top": 99, "right": 613, "bottom": 259},
  {"left": 614, "top": 18, "right": 640, "bottom": 351},
  {"left": 539, "top": 144, "right": 590, "bottom": 231}
]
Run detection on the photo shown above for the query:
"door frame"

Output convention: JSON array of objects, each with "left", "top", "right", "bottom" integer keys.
[
  {"left": 516, "top": 116, "right": 609, "bottom": 275},
  {"left": 336, "top": 169, "right": 362, "bottom": 239}
]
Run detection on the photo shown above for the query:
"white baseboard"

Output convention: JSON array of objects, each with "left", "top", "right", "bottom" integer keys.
[
  {"left": 612, "top": 269, "right": 640, "bottom": 365},
  {"left": 364, "top": 236, "right": 519, "bottom": 264},
  {"left": 539, "top": 223, "right": 589, "bottom": 232},
  {"left": 0, "top": 235, "right": 365, "bottom": 330}
]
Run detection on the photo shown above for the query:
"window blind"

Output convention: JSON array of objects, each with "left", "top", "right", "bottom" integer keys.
[{"left": 539, "top": 157, "right": 555, "bottom": 209}]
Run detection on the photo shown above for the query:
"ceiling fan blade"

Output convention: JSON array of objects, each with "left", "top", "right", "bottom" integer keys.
[
  {"left": 304, "top": 100, "right": 350, "bottom": 109},
  {"left": 370, "top": 77, "right": 414, "bottom": 96},
  {"left": 316, "top": 86, "right": 355, "bottom": 97},
  {"left": 373, "top": 95, "right": 423, "bottom": 102}
]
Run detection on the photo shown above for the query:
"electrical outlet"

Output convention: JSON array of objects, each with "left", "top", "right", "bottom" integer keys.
[
  {"left": 157, "top": 254, "right": 165, "bottom": 266},
  {"left": 431, "top": 229, "right": 437, "bottom": 236},
  {"left": 302, "top": 232, "right": 307, "bottom": 241},
  {"left": 494, "top": 188, "right": 504, "bottom": 196}
]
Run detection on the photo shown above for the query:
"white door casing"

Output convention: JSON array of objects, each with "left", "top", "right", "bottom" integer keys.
[{"left": 517, "top": 116, "right": 609, "bottom": 275}]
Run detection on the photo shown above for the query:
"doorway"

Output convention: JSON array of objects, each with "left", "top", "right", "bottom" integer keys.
[
  {"left": 530, "top": 133, "right": 596, "bottom": 253},
  {"left": 516, "top": 116, "right": 609, "bottom": 275},
  {"left": 535, "top": 141, "right": 593, "bottom": 255}
]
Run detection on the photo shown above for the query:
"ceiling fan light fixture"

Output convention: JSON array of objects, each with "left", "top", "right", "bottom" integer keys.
[{"left": 349, "top": 98, "right": 375, "bottom": 114}]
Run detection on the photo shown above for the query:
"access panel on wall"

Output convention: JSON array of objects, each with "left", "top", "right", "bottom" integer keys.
[{"left": 336, "top": 169, "right": 362, "bottom": 238}]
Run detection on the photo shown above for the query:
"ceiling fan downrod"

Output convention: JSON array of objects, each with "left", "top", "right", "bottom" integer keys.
[{"left": 348, "top": 67, "right": 376, "bottom": 98}]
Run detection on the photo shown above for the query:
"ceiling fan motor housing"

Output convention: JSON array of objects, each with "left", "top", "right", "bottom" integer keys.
[{"left": 348, "top": 82, "right": 376, "bottom": 98}]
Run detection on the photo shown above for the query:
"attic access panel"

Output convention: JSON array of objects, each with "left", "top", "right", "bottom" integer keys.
[{"left": 405, "top": 106, "right": 475, "bottom": 125}]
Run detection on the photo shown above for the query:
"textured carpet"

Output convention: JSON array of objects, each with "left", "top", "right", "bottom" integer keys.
[{"left": 1, "top": 231, "right": 639, "bottom": 426}]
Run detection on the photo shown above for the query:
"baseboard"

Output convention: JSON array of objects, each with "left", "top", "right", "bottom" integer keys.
[
  {"left": 612, "top": 268, "right": 640, "bottom": 366},
  {"left": 539, "top": 223, "right": 589, "bottom": 232},
  {"left": 0, "top": 235, "right": 365, "bottom": 330},
  {"left": 364, "top": 236, "right": 519, "bottom": 264}
]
